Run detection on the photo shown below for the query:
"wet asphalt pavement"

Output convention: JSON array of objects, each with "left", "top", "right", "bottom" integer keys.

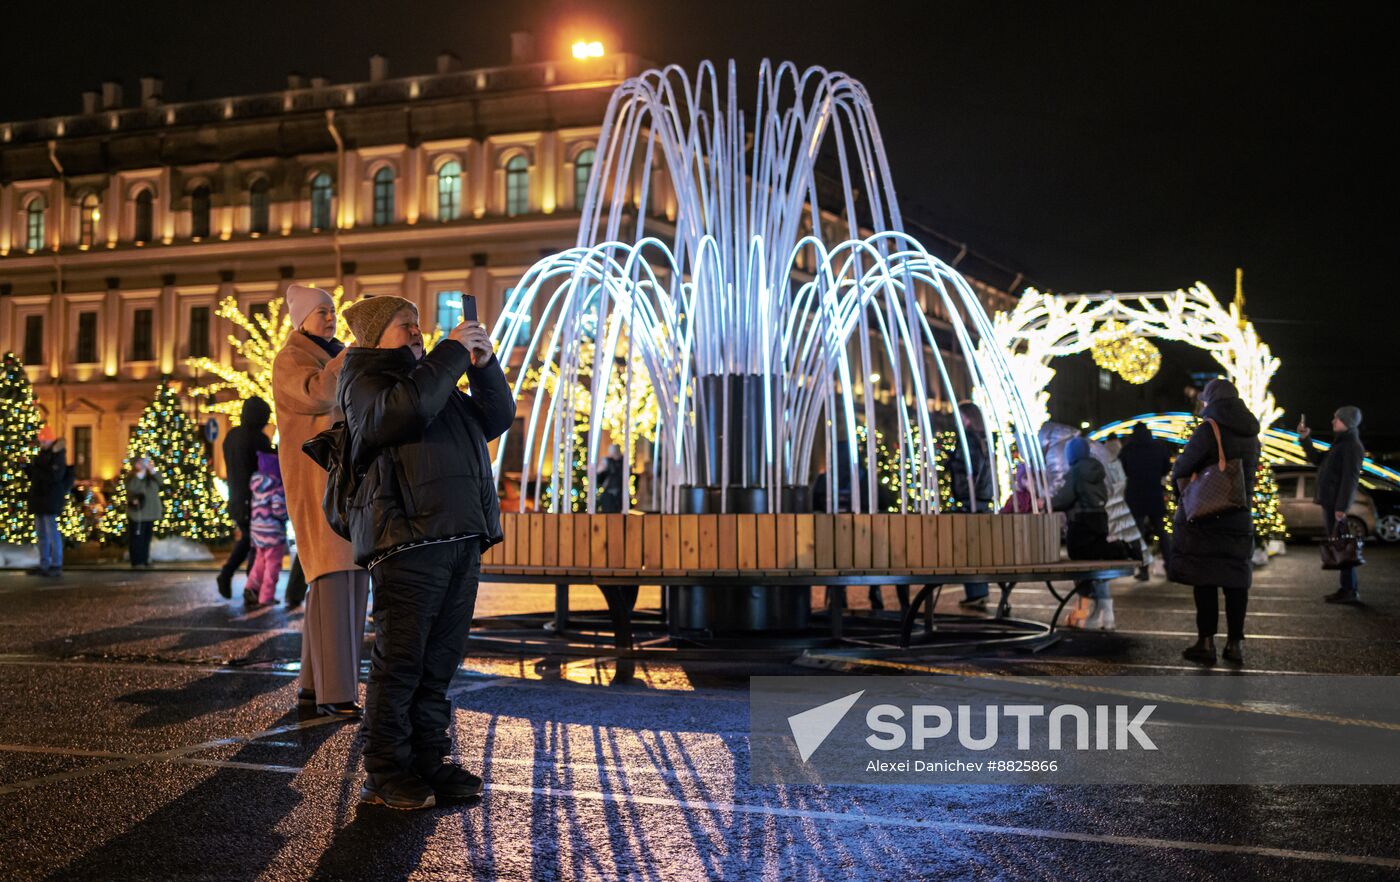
[{"left": 0, "top": 546, "right": 1397, "bottom": 881}]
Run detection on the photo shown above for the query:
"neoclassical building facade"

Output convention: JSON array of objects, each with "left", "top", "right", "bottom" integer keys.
[{"left": 1, "top": 49, "right": 1018, "bottom": 486}]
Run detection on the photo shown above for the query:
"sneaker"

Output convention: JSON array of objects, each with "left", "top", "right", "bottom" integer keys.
[
  {"left": 216, "top": 572, "right": 233, "bottom": 599},
  {"left": 44, "top": 568, "right": 63, "bottom": 579},
  {"left": 958, "top": 597, "right": 988, "bottom": 610},
  {"left": 359, "top": 771, "right": 437, "bottom": 811},
  {"left": 25, "top": 567, "right": 48, "bottom": 577},
  {"left": 414, "top": 760, "right": 484, "bottom": 800},
  {"left": 1324, "top": 590, "right": 1361, "bottom": 605},
  {"left": 316, "top": 701, "right": 363, "bottom": 719}
]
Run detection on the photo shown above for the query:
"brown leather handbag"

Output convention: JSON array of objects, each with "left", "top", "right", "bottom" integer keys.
[
  {"left": 1321, "top": 523, "right": 1365, "bottom": 570},
  {"left": 1178, "top": 419, "right": 1248, "bottom": 522}
]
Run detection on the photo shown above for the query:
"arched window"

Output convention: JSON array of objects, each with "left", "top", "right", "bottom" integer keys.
[
  {"left": 310, "top": 172, "right": 333, "bottom": 230},
  {"left": 249, "top": 178, "right": 270, "bottom": 235},
  {"left": 372, "top": 166, "right": 395, "bottom": 226},
  {"left": 505, "top": 155, "right": 529, "bottom": 217},
  {"left": 190, "top": 185, "right": 211, "bottom": 239},
  {"left": 574, "top": 148, "right": 595, "bottom": 207},
  {"left": 25, "top": 196, "right": 47, "bottom": 252},
  {"left": 134, "top": 190, "right": 154, "bottom": 244},
  {"left": 79, "top": 193, "right": 101, "bottom": 249},
  {"left": 437, "top": 160, "right": 461, "bottom": 221}
]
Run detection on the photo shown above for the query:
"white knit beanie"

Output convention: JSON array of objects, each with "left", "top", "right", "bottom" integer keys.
[{"left": 285, "top": 285, "right": 334, "bottom": 332}]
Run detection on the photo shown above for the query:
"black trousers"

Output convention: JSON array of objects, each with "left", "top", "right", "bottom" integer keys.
[
  {"left": 128, "top": 520, "right": 154, "bottom": 566},
  {"left": 1193, "top": 585, "right": 1248, "bottom": 641},
  {"left": 220, "top": 516, "right": 254, "bottom": 580},
  {"left": 364, "top": 539, "right": 481, "bottom": 777},
  {"left": 284, "top": 555, "right": 308, "bottom": 608}
]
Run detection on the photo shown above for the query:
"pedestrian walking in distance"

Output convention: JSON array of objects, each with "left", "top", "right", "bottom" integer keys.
[
  {"left": 126, "top": 459, "right": 163, "bottom": 569},
  {"left": 244, "top": 451, "right": 288, "bottom": 608},
  {"left": 25, "top": 428, "right": 74, "bottom": 579},
  {"left": 1172, "top": 379, "right": 1261, "bottom": 666},
  {"left": 1299, "top": 406, "right": 1366, "bottom": 604},
  {"left": 337, "top": 294, "right": 514, "bottom": 810},
  {"left": 272, "top": 284, "right": 367, "bottom": 719}
]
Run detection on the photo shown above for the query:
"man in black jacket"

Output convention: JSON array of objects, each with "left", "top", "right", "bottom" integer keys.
[
  {"left": 26, "top": 434, "right": 74, "bottom": 578},
  {"left": 1300, "top": 406, "right": 1365, "bottom": 603},
  {"left": 217, "top": 396, "right": 273, "bottom": 599},
  {"left": 338, "top": 294, "right": 513, "bottom": 810}
]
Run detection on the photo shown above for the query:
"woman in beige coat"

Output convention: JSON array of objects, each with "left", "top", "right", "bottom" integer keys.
[{"left": 273, "top": 285, "right": 368, "bottom": 718}]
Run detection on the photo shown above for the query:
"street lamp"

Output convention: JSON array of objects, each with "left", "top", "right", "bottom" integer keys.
[{"left": 572, "top": 40, "right": 604, "bottom": 60}]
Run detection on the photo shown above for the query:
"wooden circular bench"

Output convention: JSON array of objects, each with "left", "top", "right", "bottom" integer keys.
[{"left": 477, "top": 512, "right": 1136, "bottom": 662}]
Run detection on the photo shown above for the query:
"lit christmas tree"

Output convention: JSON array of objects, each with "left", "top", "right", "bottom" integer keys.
[
  {"left": 99, "top": 381, "right": 233, "bottom": 543},
  {"left": 1253, "top": 459, "right": 1288, "bottom": 546},
  {"left": 0, "top": 353, "right": 89, "bottom": 545},
  {"left": 0, "top": 352, "right": 45, "bottom": 543}
]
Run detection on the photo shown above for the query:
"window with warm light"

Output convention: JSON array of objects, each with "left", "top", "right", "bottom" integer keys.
[
  {"left": 574, "top": 148, "right": 595, "bottom": 208},
  {"left": 79, "top": 193, "right": 100, "bottom": 249},
  {"left": 310, "top": 173, "right": 333, "bottom": 230},
  {"left": 505, "top": 155, "right": 529, "bottom": 216},
  {"left": 373, "top": 166, "right": 395, "bottom": 226},
  {"left": 438, "top": 160, "right": 461, "bottom": 221},
  {"left": 249, "top": 178, "right": 270, "bottom": 235},
  {"left": 571, "top": 40, "right": 604, "bottom": 59},
  {"left": 190, "top": 185, "right": 211, "bottom": 239},
  {"left": 25, "top": 197, "right": 46, "bottom": 251}
]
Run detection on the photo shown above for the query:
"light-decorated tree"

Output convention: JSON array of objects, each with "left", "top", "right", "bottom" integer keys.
[
  {"left": 186, "top": 287, "right": 349, "bottom": 429},
  {"left": 0, "top": 352, "right": 88, "bottom": 544},
  {"left": 99, "top": 381, "right": 233, "bottom": 543},
  {"left": 1253, "top": 459, "right": 1288, "bottom": 546},
  {"left": 0, "top": 352, "right": 45, "bottom": 543}
]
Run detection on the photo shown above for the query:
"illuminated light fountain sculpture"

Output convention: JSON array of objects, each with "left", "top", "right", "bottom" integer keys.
[{"left": 492, "top": 61, "right": 1048, "bottom": 634}]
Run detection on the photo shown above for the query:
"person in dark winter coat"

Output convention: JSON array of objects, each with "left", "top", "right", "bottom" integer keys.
[
  {"left": 1052, "top": 436, "right": 1135, "bottom": 631},
  {"left": 1299, "top": 406, "right": 1365, "bottom": 603},
  {"left": 1118, "top": 422, "right": 1173, "bottom": 580},
  {"left": 337, "top": 294, "right": 514, "bottom": 810},
  {"left": 1171, "top": 379, "right": 1261, "bottom": 666},
  {"left": 217, "top": 397, "right": 273, "bottom": 599},
  {"left": 950, "top": 402, "right": 996, "bottom": 608},
  {"left": 25, "top": 432, "right": 74, "bottom": 578}
]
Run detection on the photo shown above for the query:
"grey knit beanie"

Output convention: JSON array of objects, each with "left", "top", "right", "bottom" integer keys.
[
  {"left": 343, "top": 295, "right": 416, "bottom": 347},
  {"left": 1335, "top": 406, "right": 1362, "bottom": 429}
]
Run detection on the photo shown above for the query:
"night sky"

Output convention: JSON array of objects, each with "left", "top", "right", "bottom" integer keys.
[{"left": 6, "top": 1, "right": 1397, "bottom": 449}]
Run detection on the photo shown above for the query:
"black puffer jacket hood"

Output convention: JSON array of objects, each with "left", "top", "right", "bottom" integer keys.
[
  {"left": 241, "top": 396, "right": 271, "bottom": 431},
  {"left": 1201, "top": 395, "right": 1260, "bottom": 438},
  {"left": 337, "top": 341, "right": 516, "bottom": 566}
]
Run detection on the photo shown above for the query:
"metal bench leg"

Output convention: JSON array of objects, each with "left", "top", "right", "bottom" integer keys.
[
  {"left": 924, "top": 585, "right": 940, "bottom": 635},
  {"left": 1047, "top": 580, "right": 1072, "bottom": 632},
  {"left": 995, "top": 582, "right": 1014, "bottom": 619},
  {"left": 554, "top": 584, "right": 570, "bottom": 632}
]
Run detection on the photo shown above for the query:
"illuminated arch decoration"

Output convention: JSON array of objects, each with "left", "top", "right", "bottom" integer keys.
[
  {"left": 490, "top": 61, "right": 1048, "bottom": 514},
  {"left": 981, "top": 284, "right": 1283, "bottom": 436}
]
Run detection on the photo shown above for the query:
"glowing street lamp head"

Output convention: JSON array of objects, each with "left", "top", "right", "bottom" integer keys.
[{"left": 572, "top": 40, "right": 604, "bottom": 60}]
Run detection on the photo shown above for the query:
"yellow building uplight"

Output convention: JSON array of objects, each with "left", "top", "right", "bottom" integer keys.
[{"left": 572, "top": 40, "right": 604, "bottom": 60}]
